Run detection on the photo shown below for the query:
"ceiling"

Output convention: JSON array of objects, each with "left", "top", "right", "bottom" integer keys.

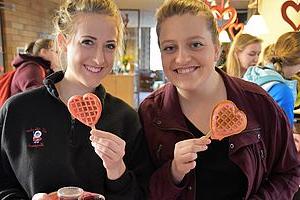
[{"left": 114, "top": 0, "right": 250, "bottom": 11}]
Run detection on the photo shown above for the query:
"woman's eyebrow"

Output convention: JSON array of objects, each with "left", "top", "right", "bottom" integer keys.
[{"left": 81, "top": 35, "right": 97, "bottom": 40}]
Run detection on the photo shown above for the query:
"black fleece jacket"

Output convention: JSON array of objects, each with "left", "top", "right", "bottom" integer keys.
[{"left": 0, "top": 71, "right": 153, "bottom": 200}]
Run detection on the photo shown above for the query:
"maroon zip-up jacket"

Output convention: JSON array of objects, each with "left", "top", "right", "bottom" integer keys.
[{"left": 138, "top": 68, "right": 300, "bottom": 200}]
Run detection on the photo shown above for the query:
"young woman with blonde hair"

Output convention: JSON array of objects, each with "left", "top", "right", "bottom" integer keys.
[
  {"left": 225, "top": 33, "right": 262, "bottom": 77},
  {"left": 0, "top": 0, "right": 152, "bottom": 199}
]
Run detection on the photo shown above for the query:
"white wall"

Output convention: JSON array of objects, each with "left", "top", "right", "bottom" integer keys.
[{"left": 260, "top": 0, "right": 300, "bottom": 46}]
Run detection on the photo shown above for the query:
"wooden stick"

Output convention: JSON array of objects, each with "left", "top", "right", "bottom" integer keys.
[{"left": 204, "top": 130, "right": 212, "bottom": 139}]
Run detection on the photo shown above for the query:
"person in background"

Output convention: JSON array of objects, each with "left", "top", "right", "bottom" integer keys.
[
  {"left": 260, "top": 43, "right": 300, "bottom": 154},
  {"left": 10, "top": 38, "right": 59, "bottom": 96},
  {"left": 0, "top": 0, "right": 152, "bottom": 200},
  {"left": 138, "top": 0, "right": 300, "bottom": 199},
  {"left": 259, "top": 43, "right": 275, "bottom": 66},
  {"left": 243, "top": 32, "right": 300, "bottom": 126},
  {"left": 32, "top": 38, "right": 60, "bottom": 73},
  {"left": 24, "top": 41, "right": 35, "bottom": 54},
  {"left": 225, "top": 33, "right": 262, "bottom": 77}
]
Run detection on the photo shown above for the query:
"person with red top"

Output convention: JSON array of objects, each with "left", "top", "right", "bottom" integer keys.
[
  {"left": 10, "top": 39, "right": 58, "bottom": 96},
  {"left": 138, "top": 0, "right": 300, "bottom": 199}
]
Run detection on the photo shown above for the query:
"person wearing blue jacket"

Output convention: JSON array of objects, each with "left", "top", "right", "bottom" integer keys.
[
  {"left": 243, "top": 64, "right": 297, "bottom": 125},
  {"left": 243, "top": 31, "right": 300, "bottom": 126}
]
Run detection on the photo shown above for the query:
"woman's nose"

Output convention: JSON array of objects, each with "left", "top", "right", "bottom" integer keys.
[
  {"left": 175, "top": 47, "right": 190, "bottom": 64},
  {"left": 253, "top": 55, "right": 259, "bottom": 64},
  {"left": 93, "top": 48, "right": 105, "bottom": 65}
]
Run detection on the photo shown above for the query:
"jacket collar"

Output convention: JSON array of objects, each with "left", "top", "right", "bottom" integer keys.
[
  {"left": 154, "top": 83, "right": 188, "bottom": 132},
  {"left": 43, "top": 71, "right": 107, "bottom": 106},
  {"left": 153, "top": 68, "right": 260, "bottom": 139}
]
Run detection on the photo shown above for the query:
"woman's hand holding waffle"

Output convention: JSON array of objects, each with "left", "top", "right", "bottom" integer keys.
[
  {"left": 171, "top": 100, "right": 247, "bottom": 184},
  {"left": 90, "top": 129, "right": 126, "bottom": 180},
  {"left": 171, "top": 137, "right": 211, "bottom": 184},
  {"left": 68, "top": 93, "right": 126, "bottom": 180}
]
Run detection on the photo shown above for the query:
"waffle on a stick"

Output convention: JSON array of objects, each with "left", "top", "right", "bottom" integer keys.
[
  {"left": 67, "top": 93, "right": 102, "bottom": 129},
  {"left": 207, "top": 100, "right": 247, "bottom": 140}
]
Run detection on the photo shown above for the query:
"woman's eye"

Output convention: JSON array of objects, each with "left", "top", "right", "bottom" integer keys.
[
  {"left": 191, "top": 42, "right": 203, "bottom": 48},
  {"left": 106, "top": 43, "right": 116, "bottom": 50},
  {"left": 81, "top": 39, "right": 94, "bottom": 46},
  {"left": 162, "top": 46, "right": 175, "bottom": 52}
]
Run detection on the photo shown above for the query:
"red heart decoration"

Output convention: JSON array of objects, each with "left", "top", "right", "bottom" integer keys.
[
  {"left": 210, "top": 100, "right": 247, "bottom": 140},
  {"left": 211, "top": 6, "right": 237, "bottom": 32},
  {"left": 228, "top": 23, "right": 244, "bottom": 40},
  {"left": 281, "top": 1, "right": 300, "bottom": 31},
  {"left": 67, "top": 93, "right": 102, "bottom": 128}
]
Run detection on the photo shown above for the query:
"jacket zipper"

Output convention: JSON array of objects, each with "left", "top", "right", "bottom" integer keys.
[
  {"left": 70, "top": 117, "right": 76, "bottom": 145},
  {"left": 156, "top": 144, "right": 163, "bottom": 160},
  {"left": 154, "top": 123, "right": 195, "bottom": 160}
]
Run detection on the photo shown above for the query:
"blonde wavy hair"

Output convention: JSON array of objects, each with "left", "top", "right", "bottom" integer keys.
[
  {"left": 261, "top": 43, "right": 275, "bottom": 65},
  {"left": 52, "top": 0, "right": 124, "bottom": 68},
  {"left": 226, "top": 33, "right": 262, "bottom": 77}
]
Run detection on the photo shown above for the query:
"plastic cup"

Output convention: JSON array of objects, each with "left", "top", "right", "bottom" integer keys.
[{"left": 57, "top": 186, "right": 84, "bottom": 200}]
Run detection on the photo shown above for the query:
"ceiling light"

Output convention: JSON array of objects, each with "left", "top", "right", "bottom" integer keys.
[
  {"left": 244, "top": 0, "right": 268, "bottom": 36},
  {"left": 219, "top": 30, "right": 231, "bottom": 43}
]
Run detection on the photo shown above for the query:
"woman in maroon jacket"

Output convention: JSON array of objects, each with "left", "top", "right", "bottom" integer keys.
[
  {"left": 138, "top": 0, "right": 300, "bottom": 199},
  {"left": 10, "top": 39, "right": 58, "bottom": 96}
]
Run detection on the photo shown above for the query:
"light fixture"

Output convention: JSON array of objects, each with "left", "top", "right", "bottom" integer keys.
[
  {"left": 219, "top": 30, "right": 231, "bottom": 43},
  {"left": 244, "top": 0, "right": 268, "bottom": 36}
]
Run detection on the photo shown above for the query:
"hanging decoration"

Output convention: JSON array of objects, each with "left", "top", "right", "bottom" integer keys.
[
  {"left": 228, "top": 21, "right": 244, "bottom": 40},
  {"left": 211, "top": 6, "right": 237, "bottom": 32},
  {"left": 205, "top": 0, "right": 244, "bottom": 41},
  {"left": 281, "top": 0, "right": 300, "bottom": 31}
]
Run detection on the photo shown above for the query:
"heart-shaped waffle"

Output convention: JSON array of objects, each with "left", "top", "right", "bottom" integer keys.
[
  {"left": 67, "top": 93, "right": 102, "bottom": 129},
  {"left": 210, "top": 100, "right": 247, "bottom": 140}
]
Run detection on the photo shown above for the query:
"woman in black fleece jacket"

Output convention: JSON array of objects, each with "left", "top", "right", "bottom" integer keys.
[{"left": 0, "top": 0, "right": 153, "bottom": 199}]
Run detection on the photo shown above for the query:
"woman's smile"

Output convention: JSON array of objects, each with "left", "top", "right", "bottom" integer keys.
[
  {"left": 175, "top": 66, "right": 199, "bottom": 74},
  {"left": 83, "top": 64, "right": 104, "bottom": 73}
]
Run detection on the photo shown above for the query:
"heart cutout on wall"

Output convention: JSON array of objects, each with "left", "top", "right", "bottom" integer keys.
[
  {"left": 281, "top": 1, "right": 300, "bottom": 31},
  {"left": 211, "top": 6, "right": 237, "bottom": 32},
  {"left": 228, "top": 23, "right": 244, "bottom": 40}
]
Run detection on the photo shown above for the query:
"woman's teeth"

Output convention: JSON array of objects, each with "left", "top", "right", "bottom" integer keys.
[
  {"left": 176, "top": 66, "right": 197, "bottom": 74},
  {"left": 85, "top": 65, "right": 102, "bottom": 73}
]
